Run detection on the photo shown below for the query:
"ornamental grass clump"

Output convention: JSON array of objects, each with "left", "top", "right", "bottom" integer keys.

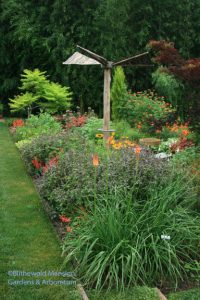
[{"left": 62, "top": 183, "right": 200, "bottom": 291}]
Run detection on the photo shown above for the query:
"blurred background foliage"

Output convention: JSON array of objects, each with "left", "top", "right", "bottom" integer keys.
[{"left": 1, "top": 0, "right": 200, "bottom": 116}]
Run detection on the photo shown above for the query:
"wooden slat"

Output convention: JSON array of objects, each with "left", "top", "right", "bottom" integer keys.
[
  {"left": 113, "top": 52, "right": 152, "bottom": 67},
  {"left": 156, "top": 288, "right": 168, "bottom": 300},
  {"left": 77, "top": 284, "right": 90, "bottom": 300},
  {"left": 63, "top": 52, "right": 101, "bottom": 65}
]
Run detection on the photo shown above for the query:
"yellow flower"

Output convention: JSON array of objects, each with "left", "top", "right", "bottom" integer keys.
[
  {"left": 95, "top": 133, "right": 103, "bottom": 138},
  {"left": 112, "top": 143, "right": 122, "bottom": 150}
]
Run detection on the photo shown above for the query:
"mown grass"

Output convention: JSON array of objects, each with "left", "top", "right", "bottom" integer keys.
[
  {"left": 0, "top": 122, "right": 81, "bottom": 300},
  {"left": 89, "top": 286, "right": 160, "bottom": 299},
  {"left": 168, "top": 288, "right": 200, "bottom": 300}
]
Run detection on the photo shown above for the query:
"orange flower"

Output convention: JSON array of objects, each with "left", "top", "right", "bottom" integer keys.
[
  {"left": 107, "top": 136, "right": 114, "bottom": 145},
  {"left": 134, "top": 146, "right": 141, "bottom": 155},
  {"left": 182, "top": 129, "right": 189, "bottom": 137},
  {"left": 92, "top": 154, "right": 99, "bottom": 167},
  {"left": 66, "top": 226, "right": 73, "bottom": 233}
]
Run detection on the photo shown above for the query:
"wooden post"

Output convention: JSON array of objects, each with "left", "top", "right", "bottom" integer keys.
[{"left": 103, "top": 67, "right": 111, "bottom": 140}]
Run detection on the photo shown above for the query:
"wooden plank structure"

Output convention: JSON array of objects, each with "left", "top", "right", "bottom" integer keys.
[{"left": 63, "top": 46, "right": 153, "bottom": 140}]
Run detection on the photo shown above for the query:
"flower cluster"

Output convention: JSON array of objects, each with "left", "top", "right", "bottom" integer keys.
[
  {"left": 31, "top": 157, "right": 42, "bottom": 169},
  {"left": 106, "top": 134, "right": 141, "bottom": 153},
  {"left": 170, "top": 138, "right": 194, "bottom": 153},
  {"left": 59, "top": 215, "right": 72, "bottom": 233},
  {"left": 166, "top": 122, "right": 191, "bottom": 138},
  {"left": 127, "top": 90, "right": 176, "bottom": 132},
  {"left": 65, "top": 112, "right": 87, "bottom": 129},
  {"left": 12, "top": 119, "right": 24, "bottom": 128},
  {"left": 31, "top": 156, "right": 58, "bottom": 174}
]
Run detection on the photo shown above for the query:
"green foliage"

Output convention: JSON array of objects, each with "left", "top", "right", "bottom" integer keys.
[
  {"left": 152, "top": 69, "right": 184, "bottom": 105},
  {"left": 15, "top": 113, "right": 61, "bottom": 141},
  {"left": 80, "top": 117, "right": 112, "bottom": 140},
  {"left": 2, "top": 1, "right": 200, "bottom": 115},
  {"left": 62, "top": 181, "right": 200, "bottom": 290},
  {"left": 20, "top": 69, "right": 47, "bottom": 93},
  {"left": 152, "top": 68, "right": 185, "bottom": 120},
  {"left": 10, "top": 92, "right": 39, "bottom": 116},
  {"left": 38, "top": 145, "right": 170, "bottom": 214},
  {"left": 113, "top": 120, "right": 148, "bottom": 141},
  {"left": 0, "top": 123, "right": 80, "bottom": 300},
  {"left": 126, "top": 90, "right": 176, "bottom": 133},
  {"left": 157, "top": 138, "right": 178, "bottom": 153},
  {"left": 9, "top": 69, "right": 72, "bottom": 115},
  {"left": 19, "top": 131, "right": 83, "bottom": 176},
  {"left": 0, "top": 102, "right": 3, "bottom": 114},
  {"left": 111, "top": 67, "right": 128, "bottom": 121},
  {"left": 39, "top": 81, "right": 72, "bottom": 113},
  {"left": 89, "top": 286, "right": 159, "bottom": 300},
  {"left": 168, "top": 288, "right": 200, "bottom": 300}
]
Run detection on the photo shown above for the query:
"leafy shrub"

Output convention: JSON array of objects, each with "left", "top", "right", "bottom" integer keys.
[
  {"left": 113, "top": 120, "right": 149, "bottom": 141},
  {"left": 156, "top": 121, "right": 194, "bottom": 141},
  {"left": 38, "top": 147, "right": 170, "bottom": 214},
  {"left": 111, "top": 66, "right": 128, "bottom": 121},
  {"left": 152, "top": 68, "right": 185, "bottom": 117},
  {"left": 62, "top": 183, "right": 200, "bottom": 290},
  {"left": 19, "top": 130, "right": 85, "bottom": 175},
  {"left": 80, "top": 117, "right": 112, "bottom": 140},
  {"left": 15, "top": 113, "right": 61, "bottom": 141},
  {"left": 65, "top": 111, "right": 87, "bottom": 129},
  {"left": 126, "top": 90, "right": 176, "bottom": 133},
  {"left": 9, "top": 69, "right": 72, "bottom": 116}
]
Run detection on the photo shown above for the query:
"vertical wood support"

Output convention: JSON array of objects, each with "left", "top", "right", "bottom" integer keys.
[{"left": 103, "top": 68, "right": 111, "bottom": 140}]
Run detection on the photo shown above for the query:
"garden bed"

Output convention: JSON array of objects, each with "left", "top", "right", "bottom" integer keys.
[{"left": 7, "top": 112, "right": 199, "bottom": 299}]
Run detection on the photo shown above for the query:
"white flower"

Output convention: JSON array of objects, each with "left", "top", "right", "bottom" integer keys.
[{"left": 161, "top": 234, "right": 171, "bottom": 240}]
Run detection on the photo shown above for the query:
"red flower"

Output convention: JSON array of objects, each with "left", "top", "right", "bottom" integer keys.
[
  {"left": 42, "top": 164, "right": 49, "bottom": 174},
  {"left": 49, "top": 156, "right": 58, "bottom": 167},
  {"left": 12, "top": 119, "right": 24, "bottom": 128},
  {"left": 59, "top": 215, "right": 71, "bottom": 223},
  {"left": 31, "top": 158, "right": 42, "bottom": 169}
]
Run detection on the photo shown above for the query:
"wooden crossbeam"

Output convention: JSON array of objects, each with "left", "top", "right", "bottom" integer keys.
[
  {"left": 113, "top": 52, "right": 151, "bottom": 67},
  {"left": 77, "top": 45, "right": 108, "bottom": 66}
]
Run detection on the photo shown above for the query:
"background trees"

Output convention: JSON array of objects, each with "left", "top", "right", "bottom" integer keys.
[{"left": 1, "top": 0, "right": 200, "bottom": 116}]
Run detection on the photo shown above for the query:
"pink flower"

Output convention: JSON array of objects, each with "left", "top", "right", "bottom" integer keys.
[{"left": 59, "top": 215, "right": 71, "bottom": 223}]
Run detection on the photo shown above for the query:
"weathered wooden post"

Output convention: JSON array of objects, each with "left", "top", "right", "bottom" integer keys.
[{"left": 103, "top": 66, "right": 111, "bottom": 140}]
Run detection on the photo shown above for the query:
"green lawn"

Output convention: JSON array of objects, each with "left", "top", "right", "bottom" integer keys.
[
  {"left": 88, "top": 286, "right": 160, "bottom": 300},
  {"left": 0, "top": 122, "right": 81, "bottom": 300},
  {"left": 168, "top": 288, "right": 200, "bottom": 300}
]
